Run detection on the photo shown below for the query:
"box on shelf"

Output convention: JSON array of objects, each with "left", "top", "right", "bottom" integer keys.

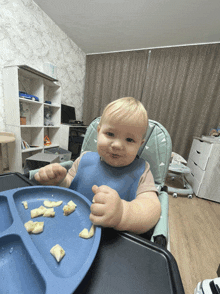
[
  {"left": 44, "top": 147, "right": 72, "bottom": 162},
  {"left": 24, "top": 153, "right": 60, "bottom": 173},
  {"left": 20, "top": 117, "right": 26, "bottom": 125}
]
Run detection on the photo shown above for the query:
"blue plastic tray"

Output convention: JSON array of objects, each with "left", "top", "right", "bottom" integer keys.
[{"left": 0, "top": 186, "right": 102, "bottom": 294}]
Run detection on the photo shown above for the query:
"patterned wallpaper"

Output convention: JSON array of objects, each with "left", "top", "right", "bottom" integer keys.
[{"left": 0, "top": 0, "right": 86, "bottom": 169}]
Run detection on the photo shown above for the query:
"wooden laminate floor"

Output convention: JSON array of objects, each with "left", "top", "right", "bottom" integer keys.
[{"left": 169, "top": 193, "right": 220, "bottom": 294}]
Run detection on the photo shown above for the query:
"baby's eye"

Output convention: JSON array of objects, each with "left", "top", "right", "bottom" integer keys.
[
  {"left": 126, "top": 138, "right": 134, "bottom": 143},
  {"left": 106, "top": 132, "right": 114, "bottom": 137}
]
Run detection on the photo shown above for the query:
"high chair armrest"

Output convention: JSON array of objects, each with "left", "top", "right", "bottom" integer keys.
[{"left": 151, "top": 190, "right": 169, "bottom": 245}]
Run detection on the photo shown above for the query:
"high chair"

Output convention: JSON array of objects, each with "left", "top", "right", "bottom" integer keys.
[
  {"left": 28, "top": 118, "right": 172, "bottom": 247},
  {"left": 80, "top": 118, "right": 172, "bottom": 247}
]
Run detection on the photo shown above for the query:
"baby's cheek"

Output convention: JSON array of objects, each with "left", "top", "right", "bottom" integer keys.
[{"left": 126, "top": 148, "right": 138, "bottom": 157}]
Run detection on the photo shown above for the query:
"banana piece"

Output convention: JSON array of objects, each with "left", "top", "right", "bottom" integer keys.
[
  {"left": 63, "top": 200, "right": 77, "bottom": 216},
  {"left": 79, "top": 225, "right": 95, "bottom": 239},
  {"left": 31, "top": 206, "right": 55, "bottom": 218},
  {"left": 24, "top": 220, "right": 44, "bottom": 234},
  {"left": 43, "top": 200, "right": 63, "bottom": 207},
  {"left": 43, "top": 208, "right": 55, "bottom": 217},
  {"left": 31, "top": 205, "right": 47, "bottom": 218},
  {"left": 50, "top": 244, "right": 65, "bottom": 262},
  {"left": 22, "top": 201, "right": 28, "bottom": 209}
]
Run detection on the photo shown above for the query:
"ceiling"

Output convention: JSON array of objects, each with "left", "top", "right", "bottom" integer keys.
[{"left": 34, "top": 0, "right": 220, "bottom": 54}]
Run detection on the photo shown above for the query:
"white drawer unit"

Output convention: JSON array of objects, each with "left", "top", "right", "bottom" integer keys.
[
  {"left": 188, "top": 138, "right": 213, "bottom": 170},
  {"left": 187, "top": 157, "right": 205, "bottom": 196},
  {"left": 186, "top": 137, "right": 220, "bottom": 203}
]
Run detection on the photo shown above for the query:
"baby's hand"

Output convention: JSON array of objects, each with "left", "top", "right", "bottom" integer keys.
[
  {"left": 34, "top": 163, "right": 67, "bottom": 186},
  {"left": 90, "top": 185, "right": 123, "bottom": 228}
]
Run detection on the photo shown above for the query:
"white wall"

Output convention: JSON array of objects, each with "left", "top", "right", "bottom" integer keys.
[{"left": 0, "top": 0, "right": 86, "bottom": 169}]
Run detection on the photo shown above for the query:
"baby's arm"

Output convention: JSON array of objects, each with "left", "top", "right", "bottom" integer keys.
[
  {"left": 34, "top": 152, "right": 87, "bottom": 187},
  {"left": 115, "top": 192, "right": 161, "bottom": 234},
  {"left": 90, "top": 185, "right": 161, "bottom": 234},
  {"left": 34, "top": 163, "right": 73, "bottom": 187}
]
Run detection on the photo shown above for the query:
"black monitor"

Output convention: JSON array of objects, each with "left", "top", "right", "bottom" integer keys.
[{"left": 61, "top": 104, "right": 76, "bottom": 124}]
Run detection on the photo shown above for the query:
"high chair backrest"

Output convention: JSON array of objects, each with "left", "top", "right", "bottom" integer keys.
[{"left": 81, "top": 118, "right": 172, "bottom": 190}]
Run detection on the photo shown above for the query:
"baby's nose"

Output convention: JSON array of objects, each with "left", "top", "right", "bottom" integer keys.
[{"left": 111, "top": 139, "right": 123, "bottom": 149}]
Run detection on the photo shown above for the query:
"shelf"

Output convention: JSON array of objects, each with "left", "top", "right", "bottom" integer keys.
[
  {"left": 20, "top": 125, "right": 43, "bottom": 128},
  {"left": 19, "top": 98, "right": 42, "bottom": 105},
  {"left": 44, "top": 105, "right": 60, "bottom": 126},
  {"left": 21, "top": 147, "right": 43, "bottom": 153},
  {"left": 19, "top": 97, "right": 43, "bottom": 126},
  {"left": 44, "top": 126, "right": 60, "bottom": 128},
  {"left": 18, "top": 65, "right": 58, "bottom": 82},
  {"left": 44, "top": 144, "right": 59, "bottom": 149},
  {"left": 44, "top": 103, "right": 60, "bottom": 108},
  {"left": 3, "top": 65, "right": 62, "bottom": 173},
  {"left": 44, "top": 81, "right": 61, "bottom": 105}
]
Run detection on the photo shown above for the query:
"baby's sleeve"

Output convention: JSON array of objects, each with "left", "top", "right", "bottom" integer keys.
[{"left": 136, "top": 162, "right": 158, "bottom": 196}]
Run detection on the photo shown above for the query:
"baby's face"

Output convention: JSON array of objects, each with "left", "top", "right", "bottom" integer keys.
[{"left": 97, "top": 119, "right": 145, "bottom": 167}]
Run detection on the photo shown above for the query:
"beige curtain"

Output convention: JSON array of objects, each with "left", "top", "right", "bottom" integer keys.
[
  {"left": 141, "top": 44, "right": 220, "bottom": 159},
  {"left": 83, "top": 50, "right": 149, "bottom": 124},
  {"left": 83, "top": 44, "right": 220, "bottom": 159}
]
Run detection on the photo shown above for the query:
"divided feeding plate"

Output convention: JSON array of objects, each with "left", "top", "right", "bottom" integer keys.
[{"left": 0, "top": 186, "right": 102, "bottom": 294}]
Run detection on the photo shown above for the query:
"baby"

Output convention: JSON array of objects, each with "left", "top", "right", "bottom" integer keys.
[{"left": 35, "top": 97, "right": 161, "bottom": 234}]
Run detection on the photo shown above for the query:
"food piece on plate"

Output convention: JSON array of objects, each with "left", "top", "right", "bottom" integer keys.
[
  {"left": 63, "top": 200, "right": 77, "bottom": 216},
  {"left": 32, "top": 222, "right": 44, "bottom": 234},
  {"left": 24, "top": 220, "right": 44, "bottom": 234},
  {"left": 31, "top": 205, "right": 47, "bottom": 218},
  {"left": 24, "top": 220, "right": 35, "bottom": 232},
  {"left": 50, "top": 244, "right": 65, "bottom": 262},
  {"left": 43, "top": 208, "right": 55, "bottom": 217},
  {"left": 79, "top": 225, "right": 95, "bottom": 239},
  {"left": 67, "top": 200, "right": 77, "bottom": 208},
  {"left": 43, "top": 200, "right": 63, "bottom": 207},
  {"left": 22, "top": 201, "right": 28, "bottom": 209}
]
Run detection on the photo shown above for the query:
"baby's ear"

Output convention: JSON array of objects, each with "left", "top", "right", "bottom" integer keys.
[
  {"left": 97, "top": 124, "right": 101, "bottom": 133},
  {"left": 141, "top": 139, "right": 145, "bottom": 146}
]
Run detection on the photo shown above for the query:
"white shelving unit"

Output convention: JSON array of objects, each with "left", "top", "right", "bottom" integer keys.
[{"left": 3, "top": 65, "right": 62, "bottom": 173}]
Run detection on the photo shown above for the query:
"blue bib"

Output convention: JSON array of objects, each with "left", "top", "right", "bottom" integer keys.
[{"left": 69, "top": 152, "right": 146, "bottom": 202}]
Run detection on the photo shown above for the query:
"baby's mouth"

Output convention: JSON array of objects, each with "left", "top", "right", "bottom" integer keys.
[{"left": 110, "top": 153, "right": 121, "bottom": 159}]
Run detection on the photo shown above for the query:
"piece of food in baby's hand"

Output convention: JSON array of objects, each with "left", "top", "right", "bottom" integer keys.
[
  {"left": 79, "top": 225, "right": 95, "bottom": 239},
  {"left": 50, "top": 244, "right": 65, "bottom": 262},
  {"left": 24, "top": 220, "right": 44, "bottom": 234},
  {"left": 44, "top": 200, "right": 63, "bottom": 207},
  {"left": 22, "top": 201, "right": 28, "bottom": 209},
  {"left": 43, "top": 208, "right": 55, "bottom": 217},
  {"left": 63, "top": 200, "right": 77, "bottom": 216}
]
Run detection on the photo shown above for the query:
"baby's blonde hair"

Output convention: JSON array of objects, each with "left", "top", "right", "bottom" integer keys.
[{"left": 99, "top": 97, "right": 148, "bottom": 138}]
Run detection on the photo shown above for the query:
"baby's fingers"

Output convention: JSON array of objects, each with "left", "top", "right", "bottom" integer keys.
[
  {"left": 90, "top": 203, "right": 104, "bottom": 216},
  {"left": 34, "top": 168, "right": 52, "bottom": 184},
  {"left": 34, "top": 163, "right": 65, "bottom": 185},
  {"left": 34, "top": 168, "right": 45, "bottom": 181},
  {"left": 53, "top": 165, "right": 67, "bottom": 180},
  {"left": 90, "top": 213, "right": 106, "bottom": 227},
  {"left": 92, "top": 185, "right": 99, "bottom": 194},
  {"left": 92, "top": 192, "right": 107, "bottom": 204}
]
